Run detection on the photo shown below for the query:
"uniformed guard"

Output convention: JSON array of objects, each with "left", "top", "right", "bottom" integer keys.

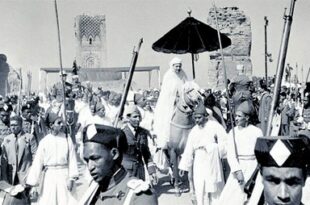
[
  {"left": 79, "top": 124, "right": 158, "bottom": 205},
  {"left": 122, "top": 105, "right": 157, "bottom": 183},
  {"left": 254, "top": 135, "right": 310, "bottom": 205},
  {"left": 0, "top": 102, "right": 12, "bottom": 144}
]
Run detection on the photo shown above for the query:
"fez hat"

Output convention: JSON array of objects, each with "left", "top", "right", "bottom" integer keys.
[
  {"left": 133, "top": 93, "right": 145, "bottom": 104},
  {"left": 45, "top": 112, "right": 61, "bottom": 127},
  {"left": 95, "top": 102, "right": 105, "bottom": 112},
  {"left": 83, "top": 124, "right": 128, "bottom": 153},
  {"left": 255, "top": 136, "right": 310, "bottom": 168},
  {"left": 125, "top": 104, "right": 141, "bottom": 117},
  {"left": 194, "top": 103, "right": 207, "bottom": 115},
  {"left": 236, "top": 101, "right": 254, "bottom": 115}
]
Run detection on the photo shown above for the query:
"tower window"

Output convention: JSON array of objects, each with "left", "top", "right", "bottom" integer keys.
[{"left": 89, "top": 37, "right": 92, "bottom": 45}]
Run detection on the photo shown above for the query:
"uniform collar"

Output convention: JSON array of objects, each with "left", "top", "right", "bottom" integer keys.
[
  {"left": 98, "top": 167, "right": 128, "bottom": 201},
  {"left": 107, "top": 167, "right": 127, "bottom": 190}
]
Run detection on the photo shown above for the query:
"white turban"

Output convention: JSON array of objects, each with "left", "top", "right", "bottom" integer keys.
[{"left": 169, "top": 57, "right": 182, "bottom": 68}]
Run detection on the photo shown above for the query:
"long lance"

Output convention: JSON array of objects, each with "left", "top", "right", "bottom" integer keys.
[
  {"left": 54, "top": 0, "right": 68, "bottom": 126},
  {"left": 266, "top": 0, "right": 297, "bottom": 136},
  {"left": 212, "top": 1, "right": 238, "bottom": 158},
  {"left": 114, "top": 39, "right": 143, "bottom": 127},
  {"left": 306, "top": 67, "right": 310, "bottom": 83}
]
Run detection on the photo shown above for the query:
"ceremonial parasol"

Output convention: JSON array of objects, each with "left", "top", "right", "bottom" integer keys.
[{"left": 152, "top": 10, "right": 231, "bottom": 79}]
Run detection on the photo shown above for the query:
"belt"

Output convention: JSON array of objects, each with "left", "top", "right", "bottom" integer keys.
[
  {"left": 238, "top": 155, "right": 256, "bottom": 160},
  {"left": 45, "top": 164, "right": 68, "bottom": 170}
]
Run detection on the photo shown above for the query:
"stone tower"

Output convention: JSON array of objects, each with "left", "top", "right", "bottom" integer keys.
[
  {"left": 75, "top": 15, "right": 107, "bottom": 68},
  {"left": 0, "top": 54, "right": 10, "bottom": 96},
  {"left": 207, "top": 7, "right": 252, "bottom": 89}
]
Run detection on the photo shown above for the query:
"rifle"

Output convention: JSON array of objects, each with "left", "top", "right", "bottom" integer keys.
[
  {"left": 114, "top": 39, "right": 143, "bottom": 127},
  {"left": 244, "top": 0, "right": 297, "bottom": 199}
]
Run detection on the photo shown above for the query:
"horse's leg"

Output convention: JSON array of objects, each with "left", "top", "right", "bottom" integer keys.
[{"left": 170, "top": 148, "right": 181, "bottom": 196}]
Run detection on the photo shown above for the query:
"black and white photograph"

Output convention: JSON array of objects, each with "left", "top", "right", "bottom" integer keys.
[{"left": 0, "top": 0, "right": 309, "bottom": 204}]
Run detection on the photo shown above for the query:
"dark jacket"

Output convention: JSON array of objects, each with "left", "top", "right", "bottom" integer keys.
[
  {"left": 89, "top": 168, "right": 157, "bottom": 205},
  {"left": 0, "top": 132, "right": 37, "bottom": 205},
  {"left": 122, "top": 125, "right": 155, "bottom": 180}
]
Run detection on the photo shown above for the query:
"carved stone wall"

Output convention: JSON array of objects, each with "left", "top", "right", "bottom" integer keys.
[
  {"left": 207, "top": 7, "right": 252, "bottom": 89},
  {"left": 75, "top": 14, "right": 107, "bottom": 68}
]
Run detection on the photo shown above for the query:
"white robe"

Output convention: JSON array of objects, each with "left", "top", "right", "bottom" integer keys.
[
  {"left": 153, "top": 68, "right": 187, "bottom": 148},
  {"left": 217, "top": 125, "right": 263, "bottom": 205},
  {"left": 26, "top": 133, "right": 79, "bottom": 205},
  {"left": 179, "top": 119, "right": 227, "bottom": 205}
]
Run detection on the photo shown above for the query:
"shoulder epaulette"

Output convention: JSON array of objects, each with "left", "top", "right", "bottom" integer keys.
[{"left": 127, "top": 179, "right": 150, "bottom": 194}]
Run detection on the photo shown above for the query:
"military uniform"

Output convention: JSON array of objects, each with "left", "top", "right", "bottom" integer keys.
[
  {"left": 0, "top": 121, "right": 11, "bottom": 145},
  {"left": 81, "top": 168, "right": 157, "bottom": 205},
  {"left": 122, "top": 125, "right": 156, "bottom": 180},
  {"left": 0, "top": 130, "right": 37, "bottom": 205}
]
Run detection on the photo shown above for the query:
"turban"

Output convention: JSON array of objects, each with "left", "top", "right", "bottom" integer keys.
[
  {"left": 169, "top": 57, "right": 182, "bottom": 68},
  {"left": 255, "top": 136, "right": 310, "bottom": 168},
  {"left": 83, "top": 124, "right": 128, "bottom": 153}
]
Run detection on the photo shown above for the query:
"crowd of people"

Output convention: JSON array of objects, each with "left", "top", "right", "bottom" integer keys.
[{"left": 0, "top": 56, "right": 308, "bottom": 205}]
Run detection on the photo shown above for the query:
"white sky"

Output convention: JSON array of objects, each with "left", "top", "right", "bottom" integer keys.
[{"left": 1, "top": 0, "right": 309, "bottom": 89}]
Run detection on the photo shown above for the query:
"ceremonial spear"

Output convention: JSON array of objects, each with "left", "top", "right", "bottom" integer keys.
[{"left": 54, "top": 0, "right": 67, "bottom": 125}]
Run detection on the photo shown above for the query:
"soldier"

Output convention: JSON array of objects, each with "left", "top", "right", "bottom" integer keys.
[
  {"left": 0, "top": 102, "right": 12, "bottom": 144},
  {"left": 254, "top": 135, "right": 310, "bottom": 205},
  {"left": 0, "top": 115, "right": 37, "bottom": 205},
  {"left": 21, "top": 102, "right": 44, "bottom": 146},
  {"left": 80, "top": 124, "right": 158, "bottom": 205},
  {"left": 258, "top": 79, "right": 272, "bottom": 135},
  {"left": 302, "top": 92, "right": 310, "bottom": 125},
  {"left": 122, "top": 105, "right": 157, "bottom": 183}
]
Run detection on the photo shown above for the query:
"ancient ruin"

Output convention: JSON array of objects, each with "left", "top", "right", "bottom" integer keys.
[{"left": 207, "top": 7, "right": 252, "bottom": 89}]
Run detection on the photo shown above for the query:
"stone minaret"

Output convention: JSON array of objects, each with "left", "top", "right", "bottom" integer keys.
[{"left": 75, "top": 15, "right": 107, "bottom": 68}]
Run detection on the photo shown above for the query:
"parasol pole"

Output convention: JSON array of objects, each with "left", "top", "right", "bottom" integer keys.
[
  {"left": 264, "top": 16, "right": 269, "bottom": 87},
  {"left": 187, "top": 10, "right": 196, "bottom": 80},
  {"left": 191, "top": 53, "right": 196, "bottom": 79},
  {"left": 212, "top": 1, "right": 237, "bottom": 150},
  {"left": 54, "top": 0, "right": 67, "bottom": 125}
]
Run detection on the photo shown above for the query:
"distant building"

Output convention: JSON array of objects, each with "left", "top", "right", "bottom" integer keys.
[
  {"left": 0, "top": 54, "right": 11, "bottom": 96},
  {"left": 74, "top": 14, "right": 107, "bottom": 68}
]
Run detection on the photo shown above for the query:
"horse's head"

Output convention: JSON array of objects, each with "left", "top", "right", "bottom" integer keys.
[{"left": 181, "top": 81, "right": 203, "bottom": 108}]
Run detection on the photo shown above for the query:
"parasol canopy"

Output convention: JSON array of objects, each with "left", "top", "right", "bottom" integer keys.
[{"left": 152, "top": 11, "right": 231, "bottom": 79}]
